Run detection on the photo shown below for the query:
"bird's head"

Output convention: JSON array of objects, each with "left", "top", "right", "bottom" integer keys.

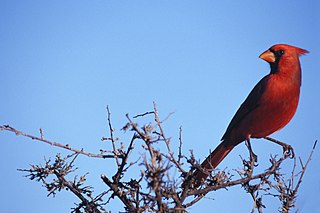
[{"left": 259, "top": 44, "right": 309, "bottom": 75}]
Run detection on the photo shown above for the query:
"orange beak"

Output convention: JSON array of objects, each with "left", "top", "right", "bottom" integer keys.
[{"left": 259, "top": 50, "right": 276, "bottom": 63}]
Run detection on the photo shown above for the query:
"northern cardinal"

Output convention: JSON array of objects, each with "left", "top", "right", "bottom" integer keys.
[{"left": 194, "top": 44, "right": 308, "bottom": 183}]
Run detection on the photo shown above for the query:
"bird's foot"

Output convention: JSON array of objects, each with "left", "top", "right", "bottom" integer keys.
[
  {"left": 264, "top": 137, "right": 295, "bottom": 159},
  {"left": 282, "top": 144, "right": 295, "bottom": 159},
  {"left": 245, "top": 139, "right": 258, "bottom": 166},
  {"left": 250, "top": 152, "right": 258, "bottom": 163}
]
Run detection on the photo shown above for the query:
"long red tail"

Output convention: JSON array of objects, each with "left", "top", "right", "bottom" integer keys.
[{"left": 194, "top": 142, "right": 234, "bottom": 184}]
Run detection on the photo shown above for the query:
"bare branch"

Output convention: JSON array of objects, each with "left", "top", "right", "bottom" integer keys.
[
  {"left": 153, "top": 102, "right": 186, "bottom": 173},
  {"left": 133, "top": 111, "right": 154, "bottom": 118},
  {"left": 1, "top": 125, "right": 120, "bottom": 159},
  {"left": 105, "top": 106, "right": 121, "bottom": 166}
]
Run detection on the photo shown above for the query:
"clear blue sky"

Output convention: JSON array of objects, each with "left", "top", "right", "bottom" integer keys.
[{"left": 1, "top": 1, "right": 319, "bottom": 212}]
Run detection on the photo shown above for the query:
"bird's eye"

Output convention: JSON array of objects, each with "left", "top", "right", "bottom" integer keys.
[{"left": 278, "top": 50, "right": 285, "bottom": 55}]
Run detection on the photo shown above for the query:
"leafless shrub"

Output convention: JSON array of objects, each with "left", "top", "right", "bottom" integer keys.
[{"left": 1, "top": 102, "right": 316, "bottom": 212}]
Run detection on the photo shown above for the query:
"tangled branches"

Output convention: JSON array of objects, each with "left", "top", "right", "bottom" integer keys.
[{"left": 0, "top": 102, "right": 316, "bottom": 212}]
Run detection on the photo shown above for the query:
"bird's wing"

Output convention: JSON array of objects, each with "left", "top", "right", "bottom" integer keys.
[{"left": 221, "top": 75, "right": 269, "bottom": 141}]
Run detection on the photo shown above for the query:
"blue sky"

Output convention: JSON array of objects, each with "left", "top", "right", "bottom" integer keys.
[{"left": 1, "top": 1, "right": 319, "bottom": 212}]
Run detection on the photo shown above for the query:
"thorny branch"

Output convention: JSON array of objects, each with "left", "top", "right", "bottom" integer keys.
[{"left": 1, "top": 103, "right": 317, "bottom": 212}]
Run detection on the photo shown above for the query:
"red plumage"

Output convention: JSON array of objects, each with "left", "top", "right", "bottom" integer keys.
[{"left": 194, "top": 44, "right": 309, "bottom": 183}]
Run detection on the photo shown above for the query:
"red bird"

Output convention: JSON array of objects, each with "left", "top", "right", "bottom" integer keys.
[{"left": 194, "top": 44, "right": 308, "bottom": 183}]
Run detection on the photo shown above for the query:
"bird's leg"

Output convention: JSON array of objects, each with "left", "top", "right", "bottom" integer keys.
[
  {"left": 264, "top": 136, "right": 295, "bottom": 158},
  {"left": 245, "top": 138, "right": 258, "bottom": 163}
]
